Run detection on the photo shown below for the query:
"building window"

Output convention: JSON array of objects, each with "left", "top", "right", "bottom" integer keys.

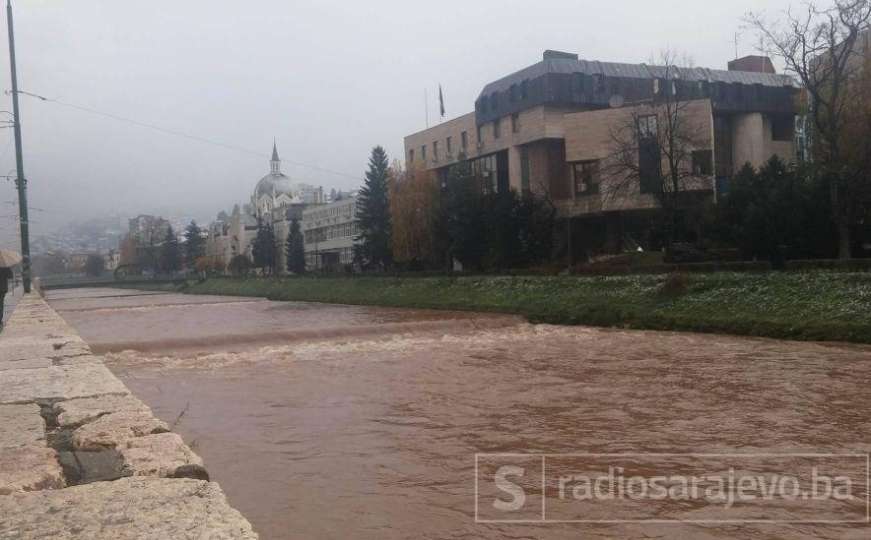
[
  {"left": 408, "top": 149, "right": 414, "bottom": 164},
  {"left": 433, "top": 140, "right": 439, "bottom": 161},
  {"left": 511, "top": 113, "right": 520, "bottom": 134},
  {"left": 637, "top": 115, "right": 661, "bottom": 193},
  {"left": 572, "top": 72, "right": 584, "bottom": 96},
  {"left": 637, "top": 114, "right": 658, "bottom": 139},
  {"left": 421, "top": 145, "right": 427, "bottom": 161},
  {"left": 771, "top": 114, "right": 795, "bottom": 142},
  {"left": 446, "top": 136, "right": 452, "bottom": 155},
  {"left": 639, "top": 139, "right": 662, "bottom": 194},
  {"left": 461, "top": 131, "right": 468, "bottom": 152},
  {"left": 572, "top": 160, "right": 600, "bottom": 196},
  {"left": 593, "top": 73, "right": 606, "bottom": 94},
  {"left": 510, "top": 84, "right": 518, "bottom": 102},
  {"left": 520, "top": 79, "right": 528, "bottom": 99},
  {"left": 490, "top": 92, "right": 498, "bottom": 112},
  {"left": 692, "top": 150, "right": 714, "bottom": 176},
  {"left": 520, "top": 147, "right": 530, "bottom": 193},
  {"left": 493, "top": 119, "right": 501, "bottom": 139},
  {"left": 471, "top": 154, "right": 498, "bottom": 194},
  {"left": 476, "top": 125, "right": 483, "bottom": 146}
]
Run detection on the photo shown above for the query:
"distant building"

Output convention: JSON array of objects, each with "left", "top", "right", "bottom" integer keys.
[
  {"left": 252, "top": 143, "right": 325, "bottom": 221},
  {"left": 66, "top": 252, "right": 91, "bottom": 273},
  {"left": 121, "top": 215, "right": 172, "bottom": 268},
  {"left": 302, "top": 195, "right": 359, "bottom": 271},
  {"left": 207, "top": 143, "right": 328, "bottom": 272},
  {"left": 205, "top": 204, "right": 257, "bottom": 269},
  {"left": 404, "top": 50, "right": 799, "bottom": 255},
  {"left": 205, "top": 214, "right": 234, "bottom": 268},
  {"left": 128, "top": 215, "right": 171, "bottom": 245},
  {"left": 105, "top": 249, "right": 121, "bottom": 271}
]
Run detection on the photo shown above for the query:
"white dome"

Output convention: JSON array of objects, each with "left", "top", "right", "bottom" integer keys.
[
  {"left": 250, "top": 143, "right": 324, "bottom": 216},
  {"left": 254, "top": 173, "right": 298, "bottom": 200}
]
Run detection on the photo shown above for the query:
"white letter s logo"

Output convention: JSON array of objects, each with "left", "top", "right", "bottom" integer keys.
[{"left": 493, "top": 465, "right": 526, "bottom": 512}]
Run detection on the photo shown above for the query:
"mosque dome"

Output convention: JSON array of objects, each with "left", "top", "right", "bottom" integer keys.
[
  {"left": 250, "top": 142, "right": 325, "bottom": 219},
  {"left": 253, "top": 143, "right": 299, "bottom": 201},
  {"left": 254, "top": 173, "right": 296, "bottom": 200}
]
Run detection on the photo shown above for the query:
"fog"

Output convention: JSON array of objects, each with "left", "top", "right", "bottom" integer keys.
[{"left": 0, "top": 0, "right": 796, "bottom": 248}]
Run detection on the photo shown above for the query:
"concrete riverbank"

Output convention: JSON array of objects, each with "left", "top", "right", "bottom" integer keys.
[{"left": 0, "top": 293, "right": 257, "bottom": 538}]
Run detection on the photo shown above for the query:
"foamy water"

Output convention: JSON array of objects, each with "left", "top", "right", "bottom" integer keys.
[{"left": 49, "top": 288, "right": 871, "bottom": 540}]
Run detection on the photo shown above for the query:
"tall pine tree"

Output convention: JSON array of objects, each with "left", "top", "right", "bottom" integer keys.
[
  {"left": 252, "top": 219, "right": 278, "bottom": 275},
  {"left": 183, "top": 221, "right": 205, "bottom": 268},
  {"left": 443, "top": 157, "right": 487, "bottom": 271},
  {"left": 286, "top": 218, "right": 306, "bottom": 274},
  {"left": 160, "top": 226, "right": 182, "bottom": 274},
  {"left": 355, "top": 146, "right": 392, "bottom": 270}
]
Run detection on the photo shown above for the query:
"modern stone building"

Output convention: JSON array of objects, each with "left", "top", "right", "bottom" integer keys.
[
  {"left": 404, "top": 50, "right": 799, "bottom": 255},
  {"left": 301, "top": 194, "right": 359, "bottom": 271}
]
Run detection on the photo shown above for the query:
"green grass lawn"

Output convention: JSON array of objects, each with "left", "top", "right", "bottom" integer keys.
[{"left": 131, "top": 272, "right": 871, "bottom": 344}]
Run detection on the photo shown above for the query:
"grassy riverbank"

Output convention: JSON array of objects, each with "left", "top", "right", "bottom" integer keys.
[{"left": 133, "top": 272, "right": 871, "bottom": 344}]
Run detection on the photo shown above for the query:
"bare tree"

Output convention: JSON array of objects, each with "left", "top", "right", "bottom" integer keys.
[
  {"left": 389, "top": 161, "right": 442, "bottom": 267},
  {"left": 605, "top": 52, "right": 711, "bottom": 255},
  {"left": 746, "top": 0, "right": 871, "bottom": 258}
]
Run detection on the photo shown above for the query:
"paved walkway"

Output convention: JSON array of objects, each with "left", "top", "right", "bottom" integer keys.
[{"left": 0, "top": 293, "right": 257, "bottom": 539}]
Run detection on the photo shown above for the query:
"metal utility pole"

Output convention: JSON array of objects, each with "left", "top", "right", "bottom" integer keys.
[{"left": 6, "top": 0, "right": 30, "bottom": 292}]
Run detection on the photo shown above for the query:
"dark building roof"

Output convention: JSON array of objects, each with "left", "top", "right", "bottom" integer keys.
[
  {"left": 480, "top": 52, "right": 795, "bottom": 96},
  {"left": 728, "top": 55, "right": 777, "bottom": 74},
  {"left": 474, "top": 51, "right": 798, "bottom": 125}
]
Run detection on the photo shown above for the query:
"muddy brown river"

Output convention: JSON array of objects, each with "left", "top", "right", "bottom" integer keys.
[{"left": 47, "top": 288, "right": 871, "bottom": 539}]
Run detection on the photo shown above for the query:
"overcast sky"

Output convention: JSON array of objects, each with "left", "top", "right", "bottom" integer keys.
[{"left": 0, "top": 0, "right": 800, "bottom": 247}]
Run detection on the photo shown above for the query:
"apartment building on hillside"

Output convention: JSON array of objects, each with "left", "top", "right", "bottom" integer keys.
[{"left": 404, "top": 50, "right": 799, "bottom": 255}]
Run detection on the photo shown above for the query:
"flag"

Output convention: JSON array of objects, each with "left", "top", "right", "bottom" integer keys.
[{"left": 438, "top": 84, "right": 445, "bottom": 118}]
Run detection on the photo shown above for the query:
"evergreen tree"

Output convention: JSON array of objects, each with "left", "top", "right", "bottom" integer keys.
[
  {"left": 286, "top": 218, "right": 306, "bottom": 274},
  {"left": 228, "top": 254, "right": 253, "bottom": 277},
  {"left": 442, "top": 157, "right": 487, "bottom": 271},
  {"left": 433, "top": 154, "right": 555, "bottom": 272},
  {"left": 252, "top": 219, "right": 278, "bottom": 275},
  {"left": 483, "top": 191, "right": 523, "bottom": 270},
  {"left": 355, "top": 146, "right": 392, "bottom": 269},
  {"left": 183, "top": 221, "right": 205, "bottom": 267},
  {"left": 84, "top": 255, "right": 105, "bottom": 277},
  {"left": 714, "top": 157, "right": 835, "bottom": 264},
  {"left": 160, "top": 226, "right": 182, "bottom": 274}
]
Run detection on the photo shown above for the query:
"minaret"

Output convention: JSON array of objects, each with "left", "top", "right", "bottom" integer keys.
[{"left": 270, "top": 140, "right": 281, "bottom": 175}]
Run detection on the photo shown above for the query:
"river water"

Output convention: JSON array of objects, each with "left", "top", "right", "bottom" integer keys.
[{"left": 47, "top": 288, "right": 871, "bottom": 540}]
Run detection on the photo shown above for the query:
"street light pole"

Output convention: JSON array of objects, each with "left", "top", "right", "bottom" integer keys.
[{"left": 6, "top": 0, "right": 30, "bottom": 293}]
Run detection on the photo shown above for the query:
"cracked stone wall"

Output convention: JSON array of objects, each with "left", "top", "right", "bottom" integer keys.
[{"left": 0, "top": 293, "right": 257, "bottom": 539}]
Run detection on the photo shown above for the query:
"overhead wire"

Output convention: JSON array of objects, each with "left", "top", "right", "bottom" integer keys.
[{"left": 13, "top": 90, "right": 364, "bottom": 182}]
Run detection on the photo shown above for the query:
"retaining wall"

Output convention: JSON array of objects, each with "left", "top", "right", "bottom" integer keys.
[{"left": 0, "top": 293, "right": 257, "bottom": 538}]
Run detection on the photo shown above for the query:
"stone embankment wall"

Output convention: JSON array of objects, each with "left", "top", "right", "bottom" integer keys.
[{"left": 0, "top": 294, "right": 257, "bottom": 539}]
